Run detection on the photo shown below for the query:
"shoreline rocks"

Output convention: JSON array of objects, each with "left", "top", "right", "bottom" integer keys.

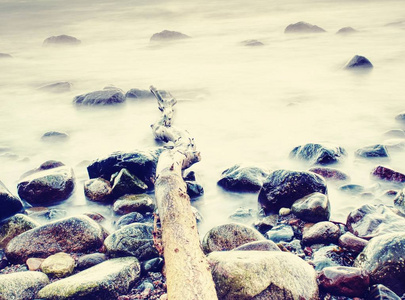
[
  {"left": 0, "top": 271, "right": 49, "bottom": 300},
  {"left": 289, "top": 143, "right": 347, "bottom": 165},
  {"left": 0, "top": 181, "right": 23, "bottom": 221},
  {"left": 43, "top": 35, "right": 81, "bottom": 46},
  {"left": 217, "top": 164, "right": 270, "bottom": 192}
]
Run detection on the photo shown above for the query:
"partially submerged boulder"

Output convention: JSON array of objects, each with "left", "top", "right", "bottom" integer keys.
[
  {"left": 5, "top": 215, "right": 105, "bottom": 263},
  {"left": 43, "top": 35, "right": 81, "bottom": 46},
  {"left": 0, "top": 181, "right": 23, "bottom": 221},
  {"left": 150, "top": 30, "right": 191, "bottom": 42},
  {"left": 112, "top": 194, "right": 155, "bottom": 215},
  {"left": 372, "top": 165, "right": 405, "bottom": 183},
  {"left": 125, "top": 88, "right": 154, "bottom": 99},
  {"left": 217, "top": 164, "right": 270, "bottom": 192},
  {"left": 355, "top": 144, "right": 388, "bottom": 158},
  {"left": 0, "top": 53, "right": 13, "bottom": 59},
  {"left": 285, "top": 21, "right": 326, "bottom": 34},
  {"left": 291, "top": 192, "right": 330, "bottom": 222},
  {"left": 207, "top": 250, "right": 318, "bottom": 299},
  {"left": 37, "top": 257, "right": 140, "bottom": 300},
  {"left": 73, "top": 89, "right": 126, "bottom": 106},
  {"left": 37, "top": 81, "right": 72, "bottom": 93},
  {"left": 290, "top": 143, "right": 347, "bottom": 165},
  {"left": 258, "top": 170, "right": 327, "bottom": 213},
  {"left": 41, "top": 131, "right": 69, "bottom": 141},
  {"left": 336, "top": 27, "right": 357, "bottom": 35},
  {"left": 241, "top": 39, "right": 264, "bottom": 47},
  {"left": 0, "top": 271, "right": 49, "bottom": 300},
  {"left": 344, "top": 55, "right": 373, "bottom": 69}
]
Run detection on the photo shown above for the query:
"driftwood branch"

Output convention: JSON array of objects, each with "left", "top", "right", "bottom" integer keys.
[{"left": 150, "top": 86, "right": 218, "bottom": 300}]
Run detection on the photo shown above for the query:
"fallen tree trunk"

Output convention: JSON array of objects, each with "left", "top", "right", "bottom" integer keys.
[{"left": 150, "top": 86, "right": 218, "bottom": 300}]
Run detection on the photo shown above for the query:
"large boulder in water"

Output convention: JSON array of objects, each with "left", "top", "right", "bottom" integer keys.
[
  {"left": 0, "top": 181, "right": 23, "bottom": 221},
  {"left": 346, "top": 204, "right": 405, "bottom": 239},
  {"left": 284, "top": 21, "right": 326, "bottom": 34},
  {"left": 125, "top": 88, "right": 154, "bottom": 99},
  {"left": 73, "top": 89, "right": 125, "bottom": 106},
  {"left": 258, "top": 170, "right": 327, "bottom": 213},
  {"left": 355, "top": 144, "right": 389, "bottom": 158},
  {"left": 371, "top": 165, "right": 405, "bottom": 183},
  {"left": 354, "top": 232, "right": 405, "bottom": 295},
  {"left": 5, "top": 215, "right": 105, "bottom": 263},
  {"left": 217, "top": 164, "right": 270, "bottom": 192},
  {"left": 87, "top": 148, "right": 162, "bottom": 190},
  {"left": 150, "top": 30, "right": 191, "bottom": 42},
  {"left": 17, "top": 165, "right": 75, "bottom": 205},
  {"left": 43, "top": 35, "right": 81, "bottom": 46},
  {"left": 289, "top": 143, "right": 347, "bottom": 165},
  {"left": 207, "top": 250, "right": 318, "bottom": 299},
  {"left": 37, "top": 257, "right": 140, "bottom": 300},
  {"left": 0, "top": 271, "right": 49, "bottom": 300},
  {"left": 344, "top": 55, "right": 373, "bottom": 69}
]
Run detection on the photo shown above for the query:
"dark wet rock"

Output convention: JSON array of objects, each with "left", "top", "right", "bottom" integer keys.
[
  {"left": 0, "top": 249, "right": 7, "bottom": 270},
  {"left": 253, "top": 213, "right": 278, "bottom": 234},
  {"left": 346, "top": 204, "right": 405, "bottom": 239},
  {"left": 84, "top": 178, "right": 112, "bottom": 202},
  {"left": 113, "top": 194, "right": 155, "bottom": 215},
  {"left": 73, "top": 89, "right": 125, "bottom": 106},
  {"left": 202, "top": 223, "right": 265, "bottom": 254},
  {"left": 309, "top": 167, "right": 349, "bottom": 181},
  {"left": 338, "top": 232, "right": 368, "bottom": 253},
  {"left": 186, "top": 181, "right": 204, "bottom": 198},
  {"left": 40, "top": 252, "right": 75, "bottom": 278},
  {"left": 312, "top": 245, "right": 342, "bottom": 271},
  {"left": 345, "top": 55, "right": 373, "bottom": 69},
  {"left": 0, "top": 53, "right": 13, "bottom": 59},
  {"left": 290, "top": 143, "right": 347, "bottom": 165},
  {"left": 265, "top": 224, "right": 294, "bottom": 243},
  {"left": 141, "top": 257, "right": 164, "bottom": 275},
  {"left": 366, "top": 284, "right": 402, "bottom": 300},
  {"left": 258, "top": 170, "right": 327, "bottom": 213},
  {"left": 26, "top": 257, "right": 45, "bottom": 271},
  {"left": 302, "top": 221, "right": 340, "bottom": 246},
  {"left": 87, "top": 148, "right": 162, "bottom": 190},
  {"left": 317, "top": 266, "right": 369, "bottom": 297},
  {"left": 0, "top": 214, "right": 39, "bottom": 248},
  {"left": 372, "top": 165, "right": 405, "bottom": 183},
  {"left": 115, "top": 212, "right": 145, "bottom": 229},
  {"left": 355, "top": 144, "right": 389, "bottom": 158},
  {"left": 0, "top": 271, "right": 49, "bottom": 300},
  {"left": 111, "top": 168, "right": 148, "bottom": 198},
  {"left": 218, "top": 164, "right": 270, "bottom": 192},
  {"left": 37, "top": 81, "right": 72, "bottom": 93},
  {"left": 338, "top": 184, "right": 365, "bottom": 194},
  {"left": 150, "top": 30, "right": 191, "bottom": 42},
  {"left": 43, "top": 34, "right": 81, "bottom": 46},
  {"left": 41, "top": 131, "right": 69, "bottom": 141},
  {"left": 76, "top": 253, "right": 108, "bottom": 270},
  {"left": 5, "top": 215, "right": 105, "bottom": 264},
  {"left": 0, "top": 181, "right": 23, "bottom": 221},
  {"left": 242, "top": 39, "right": 264, "bottom": 46},
  {"left": 285, "top": 21, "right": 326, "bottom": 33},
  {"left": 291, "top": 192, "right": 330, "bottom": 222},
  {"left": 354, "top": 232, "right": 405, "bottom": 295},
  {"left": 208, "top": 250, "right": 318, "bottom": 300},
  {"left": 38, "top": 160, "right": 65, "bottom": 171},
  {"left": 395, "top": 111, "right": 405, "bottom": 123},
  {"left": 37, "top": 257, "right": 140, "bottom": 300},
  {"left": 228, "top": 207, "right": 256, "bottom": 223},
  {"left": 394, "top": 188, "right": 405, "bottom": 215},
  {"left": 336, "top": 27, "right": 357, "bottom": 35},
  {"left": 125, "top": 88, "right": 154, "bottom": 99},
  {"left": 17, "top": 166, "right": 75, "bottom": 205},
  {"left": 104, "top": 223, "right": 158, "bottom": 260},
  {"left": 183, "top": 170, "right": 196, "bottom": 181},
  {"left": 232, "top": 240, "right": 280, "bottom": 252}
]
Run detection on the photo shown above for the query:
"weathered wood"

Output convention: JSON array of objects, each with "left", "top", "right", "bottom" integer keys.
[{"left": 150, "top": 86, "right": 218, "bottom": 300}]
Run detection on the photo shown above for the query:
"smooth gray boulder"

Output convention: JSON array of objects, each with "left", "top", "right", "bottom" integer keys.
[
  {"left": 218, "top": 164, "right": 270, "bottom": 192},
  {"left": 112, "top": 194, "right": 155, "bottom": 215},
  {"left": 150, "top": 30, "right": 190, "bottom": 42},
  {"left": 291, "top": 192, "right": 330, "bottom": 222},
  {"left": 43, "top": 35, "right": 81, "bottom": 46},
  {"left": 0, "top": 271, "right": 49, "bottom": 300},
  {"left": 37, "top": 257, "right": 140, "bottom": 300},
  {"left": 73, "top": 89, "right": 125, "bottom": 106},
  {"left": 290, "top": 143, "right": 347, "bottom": 165},
  {"left": 336, "top": 27, "right": 357, "bottom": 35},
  {"left": 208, "top": 250, "right": 318, "bottom": 299},
  {"left": 285, "top": 21, "right": 326, "bottom": 34},
  {"left": 38, "top": 82, "right": 72, "bottom": 93}
]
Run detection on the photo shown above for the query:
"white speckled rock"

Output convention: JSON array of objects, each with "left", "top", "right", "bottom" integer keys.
[{"left": 0, "top": 271, "right": 49, "bottom": 300}]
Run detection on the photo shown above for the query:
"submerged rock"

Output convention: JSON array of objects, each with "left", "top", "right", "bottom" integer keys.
[
  {"left": 43, "top": 34, "right": 81, "bottom": 46},
  {"left": 355, "top": 144, "right": 389, "bottom": 158},
  {"left": 87, "top": 148, "right": 162, "bottom": 189},
  {"left": 17, "top": 166, "right": 75, "bottom": 204},
  {"left": 0, "top": 214, "right": 39, "bottom": 248},
  {"left": 291, "top": 192, "right": 330, "bottom": 222},
  {"left": 336, "top": 27, "right": 357, "bottom": 34},
  {"left": 208, "top": 250, "right": 318, "bottom": 299},
  {"left": 150, "top": 30, "right": 191, "bottom": 42},
  {"left": 40, "top": 252, "right": 75, "bottom": 278},
  {"left": 354, "top": 232, "right": 405, "bottom": 295},
  {"left": 37, "top": 81, "right": 72, "bottom": 93},
  {"left": 84, "top": 178, "right": 113, "bottom": 202},
  {"left": 372, "top": 165, "right": 405, "bottom": 183},
  {"left": 302, "top": 221, "right": 340, "bottom": 245},
  {"left": 0, "top": 53, "right": 13, "bottom": 59},
  {"left": 265, "top": 224, "right": 294, "bottom": 243},
  {"left": 113, "top": 194, "right": 155, "bottom": 215},
  {"left": 37, "top": 257, "right": 140, "bottom": 300},
  {"left": 308, "top": 167, "right": 349, "bottom": 181},
  {"left": 73, "top": 89, "right": 126, "bottom": 106},
  {"left": 125, "top": 88, "right": 154, "bottom": 99},
  {"left": 218, "top": 164, "right": 270, "bottom": 192},
  {"left": 258, "top": 170, "right": 327, "bottom": 213},
  {"left": 285, "top": 21, "right": 326, "bottom": 33},
  {"left": 202, "top": 223, "right": 265, "bottom": 254},
  {"left": 5, "top": 215, "right": 105, "bottom": 264},
  {"left": 0, "top": 181, "right": 23, "bottom": 221},
  {"left": 317, "top": 266, "right": 369, "bottom": 297},
  {"left": 0, "top": 271, "right": 49, "bottom": 300},
  {"left": 241, "top": 39, "right": 264, "bottom": 46},
  {"left": 104, "top": 223, "right": 158, "bottom": 260},
  {"left": 346, "top": 204, "right": 405, "bottom": 239},
  {"left": 290, "top": 143, "right": 347, "bottom": 165},
  {"left": 311, "top": 245, "right": 342, "bottom": 271},
  {"left": 344, "top": 55, "right": 373, "bottom": 69},
  {"left": 338, "top": 232, "right": 368, "bottom": 253},
  {"left": 41, "top": 131, "right": 69, "bottom": 141}
]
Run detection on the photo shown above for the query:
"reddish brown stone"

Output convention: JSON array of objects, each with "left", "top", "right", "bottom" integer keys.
[
  {"left": 338, "top": 232, "right": 368, "bottom": 253},
  {"left": 26, "top": 257, "right": 45, "bottom": 271},
  {"left": 309, "top": 167, "right": 349, "bottom": 181},
  {"left": 371, "top": 166, "right": 405, "bottom": 183}
]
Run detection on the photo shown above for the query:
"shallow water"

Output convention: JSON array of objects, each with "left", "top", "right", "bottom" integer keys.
[{"left": 1, "top": 0, "right": 405, "bottom": 234}]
